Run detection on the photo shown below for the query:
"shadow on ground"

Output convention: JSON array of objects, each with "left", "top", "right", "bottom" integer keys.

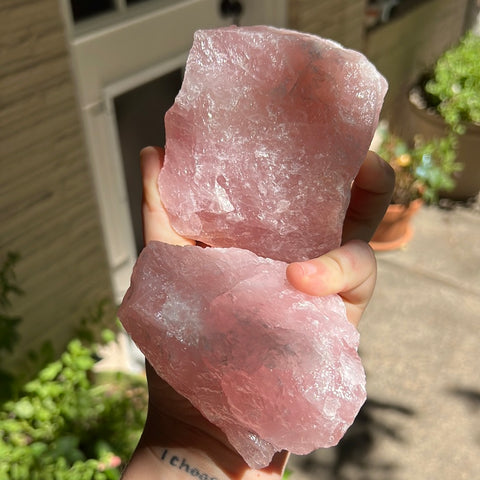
[
  {"left": 449, "top": 386, "right": 480, "bottom": 445},
  {"left": 449, "top": 387, "right": 480, "bottom": 412},
  {"left": 290, "top": 397, "right": 414, "bottom": 480}
]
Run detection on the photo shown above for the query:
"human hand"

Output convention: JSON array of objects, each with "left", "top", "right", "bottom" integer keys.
[
  {"left": 142, "top": 147, "right": 394, "bottom": 327},
  {"left": 287, "top": 151, "right": 394, "bottom": 326},
  {"left": 122, "top": 147, "right": 394, "bottom": 479}
]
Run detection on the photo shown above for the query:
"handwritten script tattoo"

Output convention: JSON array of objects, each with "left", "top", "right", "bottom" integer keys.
[{"left": 160, "top": 449, "right": 219, "bottom": 480}]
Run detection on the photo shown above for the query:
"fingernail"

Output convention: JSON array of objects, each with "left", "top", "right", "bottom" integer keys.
[
  {"left": 296, "top": 261, "right": 317, "bottom": 277},
  {"left": 140, "top": 146, "right": 156, "bottom": 157}
]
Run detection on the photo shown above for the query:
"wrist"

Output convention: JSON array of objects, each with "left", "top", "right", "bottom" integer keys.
[
  {"left": 122, "top": 442, "right": 229, "bottom": 480},
  {"left": 122, "top": 408, "right": 289, "bottom": 480}
]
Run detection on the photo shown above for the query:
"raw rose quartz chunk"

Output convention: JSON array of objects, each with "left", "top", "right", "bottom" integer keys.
[
  {"left": 119, "top": 242, "right": 366, "bottom": 469},
  {"left": 159, "top": 25, "right": 388, "bottom": 262}
]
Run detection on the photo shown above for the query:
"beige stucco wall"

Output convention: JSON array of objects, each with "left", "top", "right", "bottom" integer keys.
[
  {"left": 289, "top": 0, "right": 366, "bottom": 51},
  {"left": 0, "top": 0, "right": 113, "bottom": 366}
]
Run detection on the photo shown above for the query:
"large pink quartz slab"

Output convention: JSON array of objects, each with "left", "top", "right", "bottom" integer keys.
[
  {"left": 159, "top": 25, "right": 388, "bottom": 262},
  {"left": 119, "top": 242, "right": 366, "bottom": 469}
]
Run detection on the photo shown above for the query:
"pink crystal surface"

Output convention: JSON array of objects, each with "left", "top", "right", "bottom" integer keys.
[
  {"left": 159, "top": 25, "right": 388, "bottom": 262},
  {"left": 120, "top": 26, "right": 388, "bottom": 468},
  {"left": 119, "top": 242, "right": 366, "bottom": 469}
]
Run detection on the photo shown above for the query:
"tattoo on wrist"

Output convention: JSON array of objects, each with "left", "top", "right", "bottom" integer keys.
[{"left": 160, "top": 449, "right": 219, "bottom": 480}]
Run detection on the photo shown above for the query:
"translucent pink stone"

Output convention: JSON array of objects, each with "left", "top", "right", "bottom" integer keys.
[
  {"left": 119, "top": 242, "right": 366, "bottom": 469},
  {"left": 159, "top": 25, "right": 388, "bottom": 262},
  {"left": 121, "top": 26, "right": 388, "bottom": 468}
]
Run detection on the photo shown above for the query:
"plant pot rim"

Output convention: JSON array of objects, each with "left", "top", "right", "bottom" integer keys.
[
  {"left": 386, "top": 197, "right": 423, "bottom": 211},
  {"left": 408, "top": 87, "right": 480, "bottom": 135},
  {"left": 369, "top": 198, "right": 423, "bottom": 251},
  {"left": 370, "top": 224, "right": 414, "bottom": 251}
]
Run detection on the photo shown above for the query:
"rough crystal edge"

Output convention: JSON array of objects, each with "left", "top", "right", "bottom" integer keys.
[
  {"left": 159, "top": 26, "right": 388, "bottom": 262},
  {"left": 119, "top": 242, "right": 366, "bottom": 468}
]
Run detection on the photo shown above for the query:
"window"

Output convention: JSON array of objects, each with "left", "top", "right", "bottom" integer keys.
[
  {"left": 68, "top": 0, "right": 188, "bottom": 24},
  {"left": 70, "top": 0, "right": 116, "bottom": 22}
]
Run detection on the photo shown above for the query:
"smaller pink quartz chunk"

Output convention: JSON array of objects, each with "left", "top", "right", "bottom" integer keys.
[
  {"left": 118, "top": 242, "right": 366, "bottom": 469},
  {"left": 159, "top": 25, "right": 388, "bottom": 262}
]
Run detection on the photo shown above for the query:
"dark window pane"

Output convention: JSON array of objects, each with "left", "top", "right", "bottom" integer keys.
[{"left": 70, "top": 0, "right": 115, "bottom": 22}]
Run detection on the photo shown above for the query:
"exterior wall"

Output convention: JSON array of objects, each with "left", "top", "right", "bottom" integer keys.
[
  {"left": 0, "top": 0, "right": 113, "bottom": 366},
  {"left": 288, "top": 0, "right": 366, "bottom": 51},
  {"left": 364, "top": 0, "right": 470, "bottom": 120}
]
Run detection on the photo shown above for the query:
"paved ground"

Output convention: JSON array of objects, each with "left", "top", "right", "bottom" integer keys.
[{"left": 288, "top": 201, "right": 480, "bottom": 480}]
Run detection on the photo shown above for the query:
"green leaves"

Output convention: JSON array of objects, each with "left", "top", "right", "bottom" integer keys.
[
  {"left": 412, "top": 134, "right": 463, "bottom": 203},
  {"left": 376, "top": 120, "right": 463, "bottom": 205},
  {"left": 426, "top": 31, "right": 480, "bottom": 133},
  {"left": 282, "top": 468, "right": 293, "bottom": 479},
  {"left": 0, "top": 252, "right": 23, "bottom": 310},
  {"left": 0, "top": 252, "right": 147, "bottom": 479},
  {"left": 0, "top": 252, "right": 22, "bottom": 354},
  {"left": 0, "top": 331, "right": 147, "bottom": 479},
  {"left": 0, "top": 336, "right": 147, "bottom": 479},
  {"left": 0, "top": 252, "right": 23, "bottom": 401},
  {"left": 38, "top": 361, "right": 63, "bottom": 383},
  {"left": 11, "top": 398, "right": 35, "bottom": 419}
]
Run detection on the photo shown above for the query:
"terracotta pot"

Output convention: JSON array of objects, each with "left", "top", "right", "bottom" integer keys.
[{"left": 370, "top": 198, "right": 423, "bottom": 251}]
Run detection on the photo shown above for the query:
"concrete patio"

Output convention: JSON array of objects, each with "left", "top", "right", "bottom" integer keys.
[{"left": 289, "top": 200, "right": 480, "bottom": 479}]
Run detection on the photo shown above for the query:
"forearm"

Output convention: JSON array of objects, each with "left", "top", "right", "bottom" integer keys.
[
  {"left": 122, "top": 410, "right": 288, "bottom": 480},
  {"left": 121, "top": 442, "right": 228, "bottom": 480}
]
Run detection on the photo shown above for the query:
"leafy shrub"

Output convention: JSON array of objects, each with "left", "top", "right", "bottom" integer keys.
[
  {"left": 0, "top": 253, "right": 147, "bottom": 479},
  {"left": 412, "top": 135, "right": 461, "bottom": 203},
  {"left": 0, "top": 252, "right": 23, "bottom": 400},
  {"left": 425, "top": 31, "right": 480, "bottom": 133},
  {"left": 0, "top": 334, "right": 147, "bottom": 480},
  {"left": 376, "top": 123, "right": 462, "bottom": 205}
]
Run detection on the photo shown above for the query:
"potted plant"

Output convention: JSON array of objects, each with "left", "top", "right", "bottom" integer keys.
[
  {"left": 404, "top": 31, "right": 480, "bottom": 200},
  {"left": 370, "top": 124, "right": 462, "bottom": 251}
]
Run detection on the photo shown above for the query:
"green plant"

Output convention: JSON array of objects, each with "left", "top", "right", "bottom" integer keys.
[
  {"left": 0, "top": 252, "right": 113, "bottom": 402},
  {"left": 0, "top": 252, "right": 22, "bottom": 353},
  {"left": 0, "top": 252, "right": 23, "bottom": 400},
  {"left": 376, "top": 123, "right": 462, "bottom": 205},
  {"left": 281, "top": 468, "right": 293, "bottom": 479},
  {"left": 0, "top": 335, "right": 147, "bottom": 480},
  {"left": 412, "top": 134, "right": 461, "bottom": 203},
  {"left": 425, "top": 31, "right": 480, "bottom": 134},
  {"left": 0, "top": 252, "right": 147, "bottom": 480}
]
